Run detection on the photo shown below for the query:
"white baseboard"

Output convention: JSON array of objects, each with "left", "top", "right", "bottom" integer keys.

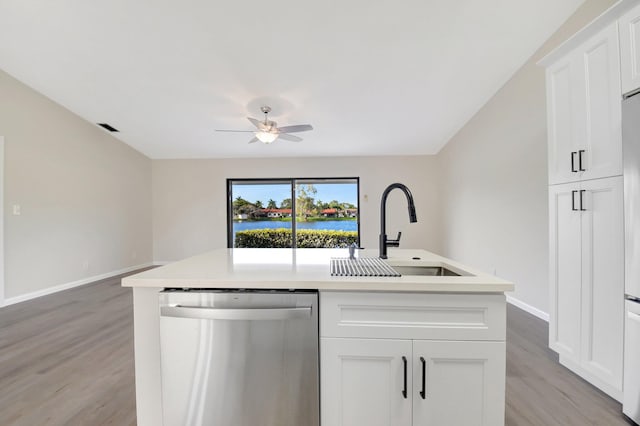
[
  {"left": 2, "top": 262, "right": 154, "bottom": 307},
  {"left": 152, "top": 261, "right": 172, "bottom": 266},
  {"left": 506, "top": 295, "right": 549, "bottom": 322}
]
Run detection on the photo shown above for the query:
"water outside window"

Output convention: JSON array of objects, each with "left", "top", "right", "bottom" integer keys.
[{"left": 228, "top": 178, "right": 359, "bottom": 248}]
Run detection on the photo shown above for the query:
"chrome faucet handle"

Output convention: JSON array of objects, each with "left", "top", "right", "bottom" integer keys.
[
  {"left": 387, "top": 232, "right": 402, "bottom": 247},
  {"left": 348, "top": 242, "right": 358, "bottom": 260}
]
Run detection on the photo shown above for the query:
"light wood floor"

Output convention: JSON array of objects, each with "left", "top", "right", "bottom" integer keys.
[{"left": 0, "top": 271, "right": 635, "bottom": 425}]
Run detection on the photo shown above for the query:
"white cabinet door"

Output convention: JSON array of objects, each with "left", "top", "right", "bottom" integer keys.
[
  {"left": 580, "top": 176, "right": 624, "bottom": 396},
  {"left": 320, "top": 338, "right": 412, "bottom": 426},
  {"left": 549, "top": 183, "right": 582, "bottom": 359},
  {"left": 412, "top": 340, "right": 505, "bottom": 426},
  {"left": 547, "top": 55, "right": 581, "bottom": 185},
  {"left": 547, "top": 23, "right": 622, "bottom": 184},
  {"left": 579, "top": 23, "right": 623, "bottom": 182},
  {"left": 620, "top": 2, "right": 640, "bottom": 95}
]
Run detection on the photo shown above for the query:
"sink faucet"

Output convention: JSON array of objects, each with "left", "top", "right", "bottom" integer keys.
[{"left": 379, "top": 183, "right": 417, "bottom": 259}]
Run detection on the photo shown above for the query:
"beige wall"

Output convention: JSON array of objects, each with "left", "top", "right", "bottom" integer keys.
[
  {"left": 0, "top": 69, "right": 153, "bottom": 300},
  {"left": 437, "top": 0, "right": 616, "bottom": 314},
  {"left": 152, "top": 156, "right": 441, "bottom": 261}
]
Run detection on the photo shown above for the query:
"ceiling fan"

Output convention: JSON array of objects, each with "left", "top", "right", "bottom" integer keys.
[{"left": 216, "top": 106, "right": 313, "bottom": 144}]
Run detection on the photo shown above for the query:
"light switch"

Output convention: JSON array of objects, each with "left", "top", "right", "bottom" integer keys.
[{"left": 12, "top": 205, "right": 21, "bottom": 215}]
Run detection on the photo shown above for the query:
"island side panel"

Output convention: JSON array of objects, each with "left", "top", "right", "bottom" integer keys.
[{"left": 133, "top": 287, "right": 163, "bottom": 426}]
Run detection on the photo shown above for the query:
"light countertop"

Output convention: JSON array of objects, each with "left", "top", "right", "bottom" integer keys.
[{"left": 122, "top": 248, "right": 514, "bottom": 293}]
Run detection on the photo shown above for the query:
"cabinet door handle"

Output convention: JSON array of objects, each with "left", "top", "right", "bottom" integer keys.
[
  {"left": 571, "top": 151, "right": 577, "bottom": 172},
  {"left": 578, "top": 150, "right": 586, "bottom": 172},
  {"left": 419, "top": 357, "right": 426, "bottom": 399},
  {"left": 402, "top": 356, "right": 408, "bottom": 399},
  {"left": 580, "top": 190, "right": 586, "bottom": 211},
  {"left": 571, "top": 190, "right": 578, "bottom": 211}
]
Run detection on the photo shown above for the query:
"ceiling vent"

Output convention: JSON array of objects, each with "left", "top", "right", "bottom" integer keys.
[{"left": 97, "top": 123, "right": 119, "bottom": 132}]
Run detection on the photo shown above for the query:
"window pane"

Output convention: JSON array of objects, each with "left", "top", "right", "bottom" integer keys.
[
  {"left": 228, "top": 178, "right": 360, "bottom": 248},
  {"left": 230, "top": 181, "right": 293, "bottom": 248},
  {"left": 295, "top": 180, "right": 359, "bottom": 248}
]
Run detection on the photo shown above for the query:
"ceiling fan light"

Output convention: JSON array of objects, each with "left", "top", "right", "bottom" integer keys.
[{"left": 256, "top": 131, "right": 278, "bottom": 144}]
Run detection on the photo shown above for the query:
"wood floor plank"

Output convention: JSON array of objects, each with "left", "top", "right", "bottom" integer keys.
[
  {"left": 0, "top": 274, "right": 635, "bottom": 425},
  {"left": 0, "top": 270, "right": 148, "bottom": 426},
  {"left": 505, "top": 304, "right": 633, "bottom": 426}
]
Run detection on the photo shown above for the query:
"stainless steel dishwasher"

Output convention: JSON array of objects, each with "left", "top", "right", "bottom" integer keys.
[{"left": 159, "top": 289, "right": 319, "bottom": 426}]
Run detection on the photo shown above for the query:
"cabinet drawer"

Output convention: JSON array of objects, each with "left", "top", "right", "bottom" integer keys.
[{"left": 320, "top": 292, "right": 506, "bottom": 341}]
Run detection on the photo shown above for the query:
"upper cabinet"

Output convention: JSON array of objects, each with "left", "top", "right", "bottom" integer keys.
[
  {"left": 546, "top": 22, "right": 622, "bottom": 185},
  {"left": 620, "top": 2, "right": 640, "bottom": 94}
]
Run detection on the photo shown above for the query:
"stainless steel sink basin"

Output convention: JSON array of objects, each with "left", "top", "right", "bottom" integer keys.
[
  {"left": 329, "top": 258, "right": 472, "bottom": 278},
  {"left": 391, "top": 265, "right": 464, "bottom": 276}
]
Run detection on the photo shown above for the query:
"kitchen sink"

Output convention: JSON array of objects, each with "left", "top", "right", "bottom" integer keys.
[
  {"left": 329, "top": 258, "right": 472, "bottom": 277},
  {"left": 391, "top": 265, "right": 465, "bottom": 276}
]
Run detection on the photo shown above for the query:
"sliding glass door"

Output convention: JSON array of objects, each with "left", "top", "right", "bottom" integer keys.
[{"left": 227, "top": 178, "right": 359, "bottom": 248}]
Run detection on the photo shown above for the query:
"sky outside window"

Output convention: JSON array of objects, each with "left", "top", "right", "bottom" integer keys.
[
  {"left": 232, "top": 183, "right": 291, "bottom": 207},
  {"left": 233, "top": 183, "right": 357, "bottom": 206}
]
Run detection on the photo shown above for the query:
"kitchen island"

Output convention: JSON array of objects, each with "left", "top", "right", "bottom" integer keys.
[{"left": 123, "top": 248, "right": 513, "bottom": 426}]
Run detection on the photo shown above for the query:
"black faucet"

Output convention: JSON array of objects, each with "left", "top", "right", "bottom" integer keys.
[{"left": 379, "top": 183, "right": 417, "bottom": 259}]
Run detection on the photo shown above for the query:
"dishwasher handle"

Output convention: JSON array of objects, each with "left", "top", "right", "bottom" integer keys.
[{"left": 161, "top": 305, "right": 312, "bottom": 321}]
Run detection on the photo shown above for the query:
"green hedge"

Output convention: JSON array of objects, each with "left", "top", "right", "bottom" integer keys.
[
  {"left": 235, "top": 229, "right": 292, "bottom": 248},
  {"left": 296, "top": 229, "right": 358, "bottom": 248},
  {"left": 235, "top": 228, "right": 358, "bottom": 248}
]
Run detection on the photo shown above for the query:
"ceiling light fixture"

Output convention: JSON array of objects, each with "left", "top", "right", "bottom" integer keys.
[
  {"left": 215, "top": 105, "right": 313, "bottom": 144},
  {"left": 255, "top": 131, "right": 278, "bottom": 144}
]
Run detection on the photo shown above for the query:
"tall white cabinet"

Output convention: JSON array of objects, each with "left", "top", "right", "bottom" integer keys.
[{"left": 543, "top": 21, "right": 625, "bottom": 401}]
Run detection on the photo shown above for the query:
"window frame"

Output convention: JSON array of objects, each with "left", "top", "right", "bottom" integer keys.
[{"left": 226, "top": 177, "right": 361, "bottom": 248}]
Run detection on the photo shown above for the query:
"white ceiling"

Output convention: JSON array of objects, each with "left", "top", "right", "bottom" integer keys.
[{"left": 0, "top": 0, "right": 585, "bottom": 159}]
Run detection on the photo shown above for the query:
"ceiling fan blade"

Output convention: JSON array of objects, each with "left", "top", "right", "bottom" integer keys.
[
  {"left": 247, "top": 117, "right": 265, "bottom": 130},
  {"left": 248, "top": 137, "right": 259, "bottom": 144},
  {"left": 278, "top": 133, "right": 303, "bottom": 142},
  {"left": 276, "top": 124, "right": 313, "bottom": 133},
  {"left": 215, "top": 129, "right": 255, "bottom": 133}
]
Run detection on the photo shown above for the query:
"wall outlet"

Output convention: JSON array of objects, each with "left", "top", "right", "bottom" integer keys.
[
  {"left": 132, "top": 251, "right": 138, "bottom": 260},
  {"left": 83, "top": 261, "right": 89, "bottom": 271},
  {"left": 12, "top": 205, "right": 21, "bottom": 215}
]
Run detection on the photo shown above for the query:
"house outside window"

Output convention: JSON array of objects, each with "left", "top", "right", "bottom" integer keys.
[{"left": 227, "top": 178, "right": 359, "bottom": 248}]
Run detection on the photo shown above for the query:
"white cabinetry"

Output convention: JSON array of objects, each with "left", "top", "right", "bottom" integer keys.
[
  {"left": 620, "top": 3, "right": 640, "bottom": 94},
  {"left": 321, "top": 338, "right": 412, "bottom": 426},
  {"left": 548, "top": 177, "right": 625, "bottom": 400},
  {"left": 544, "top": 16, "right": 626, "bottom": 401},
  {"left": 320, "top": 292, "right": 506, "bottom": 426},
  {"left": 548, "top": 183, "right": 582, "bottom": 359},
  {"left": 412, "top": 340, "right": 505, "bottom": 426},
  {"left": 546, "top": 22, "right": 622, "bottom": 185}
]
